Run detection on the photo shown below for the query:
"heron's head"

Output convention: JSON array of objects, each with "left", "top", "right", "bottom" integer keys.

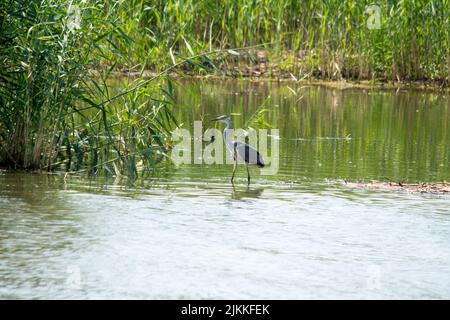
[{"left": 210, "top": 115, "right": 230, "bottom": 123}]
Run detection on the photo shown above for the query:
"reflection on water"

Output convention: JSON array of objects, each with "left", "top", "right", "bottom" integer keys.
[
  {"left": 0, "top": 81, "right": 449, "bottom": 299},
  {"left": 231, "top": 186, "right": 264, "bottom": 200},
  {"left": 1, "top": 172, "right": 449, "bottom": 299}
]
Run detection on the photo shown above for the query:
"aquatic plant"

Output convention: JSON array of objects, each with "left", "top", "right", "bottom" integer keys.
[
  {"left": 105, "top": 0, "right": 450, "bottom": 82},
  {"left": 0, "top": 0, "right": 176, "bottom": 177}
]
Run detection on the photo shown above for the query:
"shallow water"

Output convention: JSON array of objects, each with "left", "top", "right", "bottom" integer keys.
[{"left": 1, "top": 81, "right": 449, "bottom": 299}]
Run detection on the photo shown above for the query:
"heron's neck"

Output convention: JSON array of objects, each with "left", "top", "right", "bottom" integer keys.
[
  {"left": 224, "top": 118, "right": 233, "bottom": 129},
  {"left": 223, "top": 119, "right": 234, "bottom": 148}
]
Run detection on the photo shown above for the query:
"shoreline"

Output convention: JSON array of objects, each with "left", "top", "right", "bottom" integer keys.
[
  {"left": 111, "top": 69, "right": 450, "bottom": 92},
  {"left": 344, "top": 181, "right": 450, "bottom": 196}
]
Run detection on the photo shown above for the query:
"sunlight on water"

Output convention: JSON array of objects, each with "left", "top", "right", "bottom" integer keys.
[{"left": 0, "top": 81, "right": 449, "bottom": 299}]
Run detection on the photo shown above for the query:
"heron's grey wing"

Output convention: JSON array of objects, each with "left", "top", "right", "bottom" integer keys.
[{"left": 233, "top": 142, "right": 265, "bottom": 167}]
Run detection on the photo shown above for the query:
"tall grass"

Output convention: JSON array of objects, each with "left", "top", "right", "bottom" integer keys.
[
  {"left": 0, "top": 0, "right": 177, "bottom": 177},
  {"left": 109, "top": 0, "right": 449, "bottom": 82}
]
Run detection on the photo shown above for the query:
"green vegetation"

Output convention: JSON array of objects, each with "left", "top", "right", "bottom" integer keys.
[
  {"left": 97, "top": 0, "right": 450, "bottom": 82},
  {"left": 0, "top": 1, "right": 177, "bottom": 177},
  {"left": 1, "top": 0, "right": 449, "bottom": 175}
]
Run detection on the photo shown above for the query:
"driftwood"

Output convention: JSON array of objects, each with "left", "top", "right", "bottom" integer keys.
[{"left": 344, "top": 181, "right": 450, "bottom": 195}]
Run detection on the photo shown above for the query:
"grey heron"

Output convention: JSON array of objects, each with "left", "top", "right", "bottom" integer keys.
[{"left": 211, "top": 115, "right": 264, "bottom": 184}]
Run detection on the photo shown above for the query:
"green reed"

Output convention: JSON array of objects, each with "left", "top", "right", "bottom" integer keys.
[
  {"left": 0, "top": 0, "right": 177, "bottom": 177},
  {"left": 111, "top": 0, "right": 449, "bottom": 82}
]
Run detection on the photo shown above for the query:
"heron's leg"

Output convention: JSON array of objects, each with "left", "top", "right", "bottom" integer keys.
[
  {"left": 231, "top": 157, "right": 237, "bottom": 183},
  {"left": 246, "top": 164, "right": 251, "bottom": 185}
]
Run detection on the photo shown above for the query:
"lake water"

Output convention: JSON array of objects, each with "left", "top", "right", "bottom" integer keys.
[{"left": 0, "top": 80, "right": 449, "bottom": 299}]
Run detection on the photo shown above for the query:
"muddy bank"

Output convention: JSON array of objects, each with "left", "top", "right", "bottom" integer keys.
[
  {"left": 111, "top": 49, "right": 450, "bottom": 92},
  {"left": 344, "top": 181, "right": 450, "bottom": 195},
  {"left": 113, "top": 70, "right": 450, "bottom": 92},
  {"left": 110, "top": 68, "right": 450, "bottom": 93}
]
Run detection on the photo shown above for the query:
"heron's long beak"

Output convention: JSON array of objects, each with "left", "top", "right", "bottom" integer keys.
[{"left": 210, "top": 117, "right": 220, "bottom": 122}]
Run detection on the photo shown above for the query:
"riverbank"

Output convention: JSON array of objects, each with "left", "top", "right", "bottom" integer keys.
[
  {"left": 113, "top": 57, "right": 450, "bottom": 92},
  {"left": 116, "top": 73, "right": 450, "bottom": 93}
]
